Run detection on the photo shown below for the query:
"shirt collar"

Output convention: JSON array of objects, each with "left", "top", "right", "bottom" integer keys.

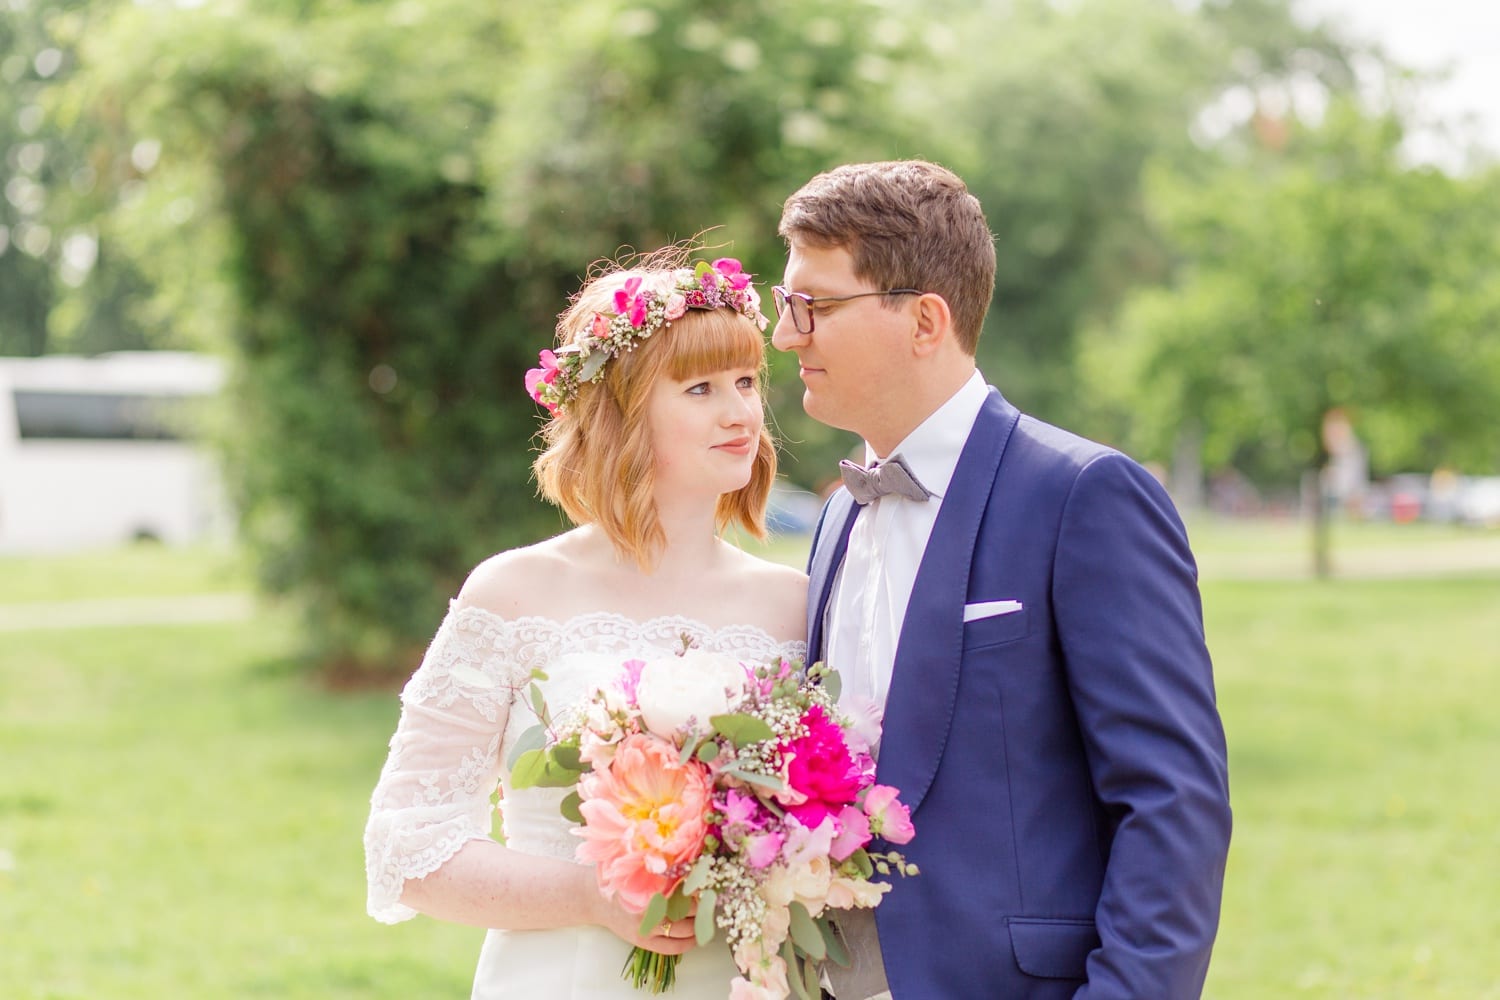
[{"left": 865, "top": 370, "right": 988, "bottom": 501}]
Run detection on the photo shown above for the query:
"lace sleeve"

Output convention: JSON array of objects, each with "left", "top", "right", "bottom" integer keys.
[{"left": 363, "top": 604, "right": 526, "bottom": 924}]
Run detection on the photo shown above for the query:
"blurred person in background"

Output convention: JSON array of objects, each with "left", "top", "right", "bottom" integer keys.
[{"left": 773, "top": 160, "right": 1232, "bottom": 999}]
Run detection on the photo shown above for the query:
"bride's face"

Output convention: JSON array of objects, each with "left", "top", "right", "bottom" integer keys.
[{"left": 646, "top": 366, "right": 763, "bottom": 502}]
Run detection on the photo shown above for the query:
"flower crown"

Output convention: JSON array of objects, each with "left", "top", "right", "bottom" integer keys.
[{"left": 526, "top": 257, "right": 768, "bottom": 415}]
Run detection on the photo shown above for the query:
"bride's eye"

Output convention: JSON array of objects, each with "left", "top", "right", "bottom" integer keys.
[
  {"left": 737, "top": 376, "right": 757, "bottom": 391},
  {"left": 686, "top": 382, "right": 711, "bottom": 396}
]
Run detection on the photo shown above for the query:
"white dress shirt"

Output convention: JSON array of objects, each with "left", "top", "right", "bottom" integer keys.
[{"left": 825, "top": 371, "right": 989, "bottom": 751}]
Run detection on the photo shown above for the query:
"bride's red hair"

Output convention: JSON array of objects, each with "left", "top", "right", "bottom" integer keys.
[{"left": 533, "top": 255, "right": 775, "bottom": 570}]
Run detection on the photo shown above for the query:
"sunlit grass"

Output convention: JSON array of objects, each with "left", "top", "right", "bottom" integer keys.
[{"left": 1, "top": 542, "right": 1497, "bottom": 997}]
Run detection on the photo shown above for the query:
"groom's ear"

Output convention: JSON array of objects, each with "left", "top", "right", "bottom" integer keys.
[{"left": 909, "top": 292, "right": 955, "bottom": 359}]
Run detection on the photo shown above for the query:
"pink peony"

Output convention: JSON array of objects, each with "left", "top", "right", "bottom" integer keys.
[
  {"left": 574, "top": 733, "right": 713, "bottom": 913},
  {"left": 862, "top": 783, "right": 915, "bottom": 845},
  {"left": 779, "top": 705, "right": 869, "bottom": 827}
]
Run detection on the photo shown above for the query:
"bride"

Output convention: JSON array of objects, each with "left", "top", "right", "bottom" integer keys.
[{"left": 363, "top": 249, "right": 808, "bottom": 997}]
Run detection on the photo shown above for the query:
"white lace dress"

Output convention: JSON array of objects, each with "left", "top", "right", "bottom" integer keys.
[{"left": 364, "top": 604, "right": 807, "bottom": 999}]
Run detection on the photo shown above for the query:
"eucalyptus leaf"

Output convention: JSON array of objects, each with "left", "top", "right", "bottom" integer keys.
[
  {"left": 783, "top": 938, "right": 812, "bottom": 1000},
  {"left": 638, "top": 892, "right": 668, "bottom": 938},
  {"left": 788, "top": 901, "right": 826, "bottom": 960},
  {"left": 821, "top": 669, "right": 842, "bottom": 702},
  {"left": 505, "top": 724, "right": 547, "bottom": 769},
  {"left": 551, "top": 744, "right": 582, "bottom": 771},
  {"left": 721, "top": 766, "right": 783, "bottom": 791},
  {"left": 802, "top": 952, "right": 822, "bottom": 998},
  {"left": 666, "top": 891, "right": 695, "bottom": 921},
  {"left": 528, "top": 682, "right": 549, "bottom": 725},
  {"left": 533, "top": 759, "right": 583, "bottom": 788},
  {"left": 709, "top": 713, "right": 775, "bottom": 747},
  {"left": 509, "top": 748, "right": 548, "bottom": 790},
  {"left": 820, "top": 916, "right": 850, "bottom": 967},
  {"left": 682, "top": 854, "right": 714, "bottom": 895},
  {"left": 694, "top": 888, "right": 717, "bottom": 944},
  {"left": 579, "top": 350, "right": 607, "bottom": 381},
  {"left": 696, "top": 741, "right": 719, "bottom": 764},
  {"left": 559, "top": 789, "right": 583, "bottom": 824}
]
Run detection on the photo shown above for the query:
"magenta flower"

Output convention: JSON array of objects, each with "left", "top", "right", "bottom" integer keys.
[
  {"left": 780, "top": 705, "right": 869, "bottom": 827},
  {"left": 614, "top": 277, "right": 642, "bottom": 315},
  {"left": 713, "top": 257, "right": 752, "bottom": 290}
]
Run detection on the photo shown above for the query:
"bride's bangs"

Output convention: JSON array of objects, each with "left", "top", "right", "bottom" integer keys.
[{"left": 663, "top": 309, "right": 764, "bottom": 382}]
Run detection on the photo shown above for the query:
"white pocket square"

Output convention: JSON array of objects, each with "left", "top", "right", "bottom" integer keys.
[{"left": 963, "top": 599, "right": 1024, "bottom": 622}]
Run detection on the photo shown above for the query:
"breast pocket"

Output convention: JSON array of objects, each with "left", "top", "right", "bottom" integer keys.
[{"left": 962, "top": 605, "right": 1029, "bottom": 651}]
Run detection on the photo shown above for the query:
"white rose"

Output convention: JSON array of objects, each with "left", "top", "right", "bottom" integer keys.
[{"left": 635, "top": 649, "right": 746, "bottom": 742}]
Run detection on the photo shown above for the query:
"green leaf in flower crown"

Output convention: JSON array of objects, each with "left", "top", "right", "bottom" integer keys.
[
  {"left": 638, "top": 892, "right": 669, "bottom": 938},
  {"left": 694, "top": 888, "right": 717, "bottom": 945},
  {"left": 506, "top": 724, "right": 547, "bottom": 770},
  {"left": 578, "top": 350, "right": 607, "bottom": 382},
  {"left": 693, "top": 260, "right": 714, "bottom": 281},
  {"left": 559, "top": 789, "right": 583, "bottom": 824},
  {"left": 819, "top": 916, "right": 851, "bottom": 967},
  {"left": 709, "top": 713, "right": 775, "bottom": 748},
  {"left": 682, "top": 853, "right": 714, "bottom": 895},
  {"left": 788, "top": 901, "right": 826, "bottom": 960}
]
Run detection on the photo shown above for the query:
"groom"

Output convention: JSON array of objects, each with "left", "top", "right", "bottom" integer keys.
[{"left": 772, "top": 161, "right": 1232, "bottom": 999}]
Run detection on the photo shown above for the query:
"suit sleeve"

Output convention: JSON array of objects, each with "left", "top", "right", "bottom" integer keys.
[{"left": 1052, "top": 453, "right": 1232, "bottom": 999}]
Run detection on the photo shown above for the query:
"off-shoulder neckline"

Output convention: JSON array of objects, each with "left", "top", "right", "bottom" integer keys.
[{"left": 446, "top": 602, "right": 807, "bottom": 653}]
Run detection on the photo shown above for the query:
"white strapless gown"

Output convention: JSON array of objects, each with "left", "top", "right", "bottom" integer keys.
[{"left": 365, "top": 605, "right": 806, "bottom": 999}]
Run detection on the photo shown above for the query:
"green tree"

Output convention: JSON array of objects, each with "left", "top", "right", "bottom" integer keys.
[
  {"left": 1085, "top": 102, "right": 1500, "bottom": 575},
  {"left": 72, "top": 0, "right": 915, "bottom": 672}
]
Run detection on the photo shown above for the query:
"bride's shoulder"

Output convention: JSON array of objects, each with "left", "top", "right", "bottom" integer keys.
[
  {"left": 454, "top": 530, "right": 587, "bottom": 620},
  {"left": 722, "top": 544, "right": 808, "bottom": 642}
]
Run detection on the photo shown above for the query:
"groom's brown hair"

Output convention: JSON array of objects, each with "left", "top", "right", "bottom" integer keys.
[{"left": 779, "top": 160, "right": 997, "bottom": 354}]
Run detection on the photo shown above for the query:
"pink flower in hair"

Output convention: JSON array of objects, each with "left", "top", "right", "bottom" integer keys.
[
  {"left": 664, "top": 292, "right": 687, "bottom": 320},
  {"left": 713, "top": 257, "right": 752, "bottom": 290},
  {"left": 614, "top": 277, "right": 643, "bottom": 315},
  {"left": 525, "top": 350, "right": 561, "bottom": 413}
]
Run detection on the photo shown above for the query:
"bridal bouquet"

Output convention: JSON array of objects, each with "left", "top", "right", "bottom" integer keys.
[{"left": 509, "top": 642, "right": 916, "bottom": 999}]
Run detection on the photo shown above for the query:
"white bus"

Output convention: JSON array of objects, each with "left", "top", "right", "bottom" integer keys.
[{"left": 0, "top": 351, "right": 231, "bottom": 554}]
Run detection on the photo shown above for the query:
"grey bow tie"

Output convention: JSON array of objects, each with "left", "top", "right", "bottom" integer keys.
[{"left": 839, "top": 455, "right": 932, "bottom": 505}]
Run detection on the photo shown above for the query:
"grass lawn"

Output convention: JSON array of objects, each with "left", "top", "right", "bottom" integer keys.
[{"left": 2, "top": 533, "right": 1497, "bottom": 998}]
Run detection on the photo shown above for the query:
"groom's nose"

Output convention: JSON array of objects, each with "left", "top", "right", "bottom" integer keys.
[{"left": 770, "top": 310, "right": 805, "bottom": 353}]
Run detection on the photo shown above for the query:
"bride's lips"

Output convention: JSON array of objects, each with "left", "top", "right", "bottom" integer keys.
[{"left": 714, "top": 437, "right": 753, "bottom": 455}]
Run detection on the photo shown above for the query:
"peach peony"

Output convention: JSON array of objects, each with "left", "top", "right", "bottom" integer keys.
[{"left": 573, "top": 732, "right": 713, "bottom": 913}]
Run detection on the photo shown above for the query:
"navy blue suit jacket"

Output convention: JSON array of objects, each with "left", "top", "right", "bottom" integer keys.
[{"left": 807, "top": 389, "right": 1231, "bottom": 998}]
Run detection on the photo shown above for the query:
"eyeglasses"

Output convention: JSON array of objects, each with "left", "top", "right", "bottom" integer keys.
[{"left": 770, "top": 286, "right": 923, "bottom": 335}]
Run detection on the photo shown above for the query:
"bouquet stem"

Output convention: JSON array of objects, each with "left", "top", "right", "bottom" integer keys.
[{"left": 623, "top": 946, "right": 679, "bottom": 993}]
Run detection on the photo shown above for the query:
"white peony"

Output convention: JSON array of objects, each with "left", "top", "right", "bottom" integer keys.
[{"left": 635, "top": 649, "right": 746, "bottom": 742}]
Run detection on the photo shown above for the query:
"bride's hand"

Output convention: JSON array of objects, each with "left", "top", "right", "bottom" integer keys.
[{"left": 591, "top": 893, "right": 700, "bottom": 956}]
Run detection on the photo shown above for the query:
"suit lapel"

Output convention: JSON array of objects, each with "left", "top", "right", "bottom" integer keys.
[
  {"left": 876, "top": 390, "right": 1020, "bottom": 814},
  {"left": 806, "top": 490, "right": 859, "bottom": 659}
]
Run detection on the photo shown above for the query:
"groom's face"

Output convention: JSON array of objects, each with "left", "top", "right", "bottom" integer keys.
[{"left": 772, "top": 241, "right": 917, "bottom": 447}]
